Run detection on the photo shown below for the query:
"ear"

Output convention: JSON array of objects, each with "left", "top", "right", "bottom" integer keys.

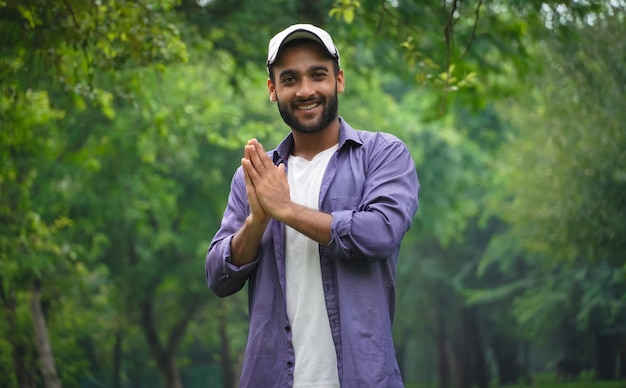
[
  {"left": 267, "top": 79, "right": 277, "bottom": 102},
  {"left": 336, "top": 69, "right": 345, "bottom": 94}
]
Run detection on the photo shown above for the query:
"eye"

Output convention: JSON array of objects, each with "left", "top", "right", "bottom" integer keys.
[
  {"left": 281, "top": 75, "right": 297, "bottom": 85},
  {"left": 312, "top": 72, "right": 327, "bottom": 80}
]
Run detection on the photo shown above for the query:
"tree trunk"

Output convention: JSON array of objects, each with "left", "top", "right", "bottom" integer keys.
[
  {"left": 2, "top": 287, "right": 37, "bottom": 388},
  {"left": 618, "top": 335, "right": 626, "bottom": 379},
  {"left": 218, "top": 307, "right": 235, "bottom": 388},
  {"left": 140, "top": 299, "right": 186, "bottom": 388},
  {"left": 113, "top": 330, "right": 123, "bottom": 388},
  {"left": 596, "top": 332, "right": 618, "bottom": 380},
  {"left": 430, "top": 307, "right": 451, "bottom": 388},
  {"left": 492, "top": 335, "right": 526, "bottom": 385},
  {"left": 30, "top": 284, "right": 61, "bottom": 388},
  {"left": 459, "top": 308, "right": 489, "bottom": 388},
  {"left": 444, "top": 339, "right": 460, "bottom": 388}
]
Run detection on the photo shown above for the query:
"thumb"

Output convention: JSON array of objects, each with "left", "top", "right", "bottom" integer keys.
[{"left": 278, "top": 163, "right": 287, "bottom": 176}]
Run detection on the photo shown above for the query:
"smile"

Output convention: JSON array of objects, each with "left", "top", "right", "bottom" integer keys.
[{"left": 296, "top": 102, "right": 320, "bottom": 110}]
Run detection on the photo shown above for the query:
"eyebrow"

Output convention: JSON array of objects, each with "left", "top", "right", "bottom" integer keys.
[{"left": 278, "top": 64, "right": 330, "bottom": 80}]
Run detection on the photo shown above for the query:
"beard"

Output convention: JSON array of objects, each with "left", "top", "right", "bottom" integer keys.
[{"left": 276, "top": 88, "right": 339, "bottom": 134}]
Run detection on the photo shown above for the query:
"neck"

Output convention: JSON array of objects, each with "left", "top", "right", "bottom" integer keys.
[{"left": 291, "top": 117, "right": 340, "bottom": 160}]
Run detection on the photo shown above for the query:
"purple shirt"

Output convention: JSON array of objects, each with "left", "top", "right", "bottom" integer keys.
[{"left": 205, "top": 118, "right": 419, "bottom": 387}]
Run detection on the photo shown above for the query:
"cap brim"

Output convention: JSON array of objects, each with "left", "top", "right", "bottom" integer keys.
[{"left": 267, "top": 24, "right": 339, "bottom": 69}]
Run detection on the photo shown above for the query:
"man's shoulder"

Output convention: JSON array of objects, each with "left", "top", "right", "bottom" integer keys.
[
  {"left": 356, "top": 129, "right": 402, "bottom": 144},
  {"left": 340, "top": 118, "right": 404, "bottom": 148}
]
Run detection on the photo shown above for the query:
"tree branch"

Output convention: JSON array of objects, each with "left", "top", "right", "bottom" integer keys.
[
  {"left": 62, "top": 0, "right": 80, "bottom": 30},
  {"left": 462, "top": 0, "right": 483, "bottom": 59},
  {"left": 166, "top": 300, "right": 198, "bottom": 355},
  {"left": 441, "top": 0, "right": 459, "bottom": 113}
]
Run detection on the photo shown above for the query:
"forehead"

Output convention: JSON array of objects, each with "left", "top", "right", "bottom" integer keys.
[{"left": 272, "top": 41, "right": 335, "bottom": 71}]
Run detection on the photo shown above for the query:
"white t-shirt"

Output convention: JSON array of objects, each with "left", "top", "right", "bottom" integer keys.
[{"left": 286, "top": 145, "right": 340, "bottom": 388}]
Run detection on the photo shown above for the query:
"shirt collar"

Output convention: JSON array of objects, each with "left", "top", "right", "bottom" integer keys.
[{"left": 272, "top": 117, "right": 362, "bottom": 165}]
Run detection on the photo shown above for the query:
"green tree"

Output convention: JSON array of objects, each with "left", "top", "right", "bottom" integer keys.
[
  {"left": 0, "top": 0, "right": 186, "bottom": 386},
  {"left": 480, "top": 7, "right": 626, "bottom": 381},
  {"left": 4, "top": 0, "right": 625, "bottom": 386}
]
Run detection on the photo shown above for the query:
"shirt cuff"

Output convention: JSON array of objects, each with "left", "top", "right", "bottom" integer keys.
[
  {"left": 330, "top": 209, "right": 354, "bottom": 258},
  {"left": 223, "top": 235, "right": 260, "bottom": 278}
]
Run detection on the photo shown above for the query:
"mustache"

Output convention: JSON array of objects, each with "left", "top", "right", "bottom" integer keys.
[{"left": 292, "top": 97, "right": 324, "bottom": 105}]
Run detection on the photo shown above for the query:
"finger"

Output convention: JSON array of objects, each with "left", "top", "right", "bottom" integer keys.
[
  {"left": 251, "top": 141, "right": 275, "bottom": 170},
  {"left": 244, "top": 139, "right": 259, "bottom": 160},
  {"left": 244, "top": 145, "right": 252, "bottom": 163},
  {"left": 253, "top": 139, "right": 265, "bottom": 153},
  {"left": 242, "top": 158, "right": 251, "bottom": 182},
  {"left": 247, "top": 144, "right": 266, "bottom": 173},
  {"left": 247, "top": 138, "right": 260, "bottom": 149},
  {"left": 242, "top": 157, "right": 261, "bottom": 182}
]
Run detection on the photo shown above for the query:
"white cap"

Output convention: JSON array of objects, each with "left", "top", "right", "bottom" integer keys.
[{"left": 266, "top": 24, "right": 340, "bottom": 70}]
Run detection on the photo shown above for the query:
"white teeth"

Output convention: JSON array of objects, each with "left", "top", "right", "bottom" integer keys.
[{"left": 297, "top": 103, "right": 318, "bottom": 110}]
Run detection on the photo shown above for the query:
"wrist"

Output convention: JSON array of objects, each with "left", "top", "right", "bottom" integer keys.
[
  {"left": 270, "top": 201, "right": 296, "bottom": 224},
  {"left": 247, "top": 213, "right": 270, "bottom": 230}
]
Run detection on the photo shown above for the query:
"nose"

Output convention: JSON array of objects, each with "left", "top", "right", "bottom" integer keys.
[{"left": 296, "top": 77, "right": 315, "bottom": 99}]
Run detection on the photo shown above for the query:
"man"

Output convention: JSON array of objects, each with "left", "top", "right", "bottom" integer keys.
[{"left": 205, "top": 23, "right": 419, "bottom": 387}]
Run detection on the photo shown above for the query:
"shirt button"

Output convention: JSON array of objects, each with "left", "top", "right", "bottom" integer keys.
[
  {"left": 287, "top": 361, "right": 293, "bottom": 368},
  {"left": 284, "top": 325, "right": 291, "bottom": 332}
]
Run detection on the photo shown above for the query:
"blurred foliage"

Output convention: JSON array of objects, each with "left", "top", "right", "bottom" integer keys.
[{"left": 1, "top": 0, "right": 625, "bottom": 387}]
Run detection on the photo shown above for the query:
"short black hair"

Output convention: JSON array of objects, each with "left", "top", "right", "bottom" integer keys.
[{"left": 268, "top": 38, "right": 340, "bottom": 83}]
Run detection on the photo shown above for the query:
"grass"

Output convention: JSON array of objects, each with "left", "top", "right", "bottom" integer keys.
[
  {"left": 405, "top": 373, "right": 626, "bottom": 388},
  {"left": 506, "top": 381, "right": 625, "bottom": 388}
]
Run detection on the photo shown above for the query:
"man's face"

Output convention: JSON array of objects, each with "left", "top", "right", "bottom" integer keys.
[{"left": 268, "top": 42, "right": 344, "bottom": 134}]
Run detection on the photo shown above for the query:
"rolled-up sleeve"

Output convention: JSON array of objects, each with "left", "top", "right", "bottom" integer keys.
[
  {"left": 328, "top": 134, "right": 419, "bottom": 261},
  {"left": 205, "top": 168, "right": 260, "bottom": 297}
]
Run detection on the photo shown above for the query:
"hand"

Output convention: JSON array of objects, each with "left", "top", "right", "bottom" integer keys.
[
  {"left": 242, "top": 139, "right": 291, "bottom": 220},
  {"left": 242, "top": 142, "right": 269, "bottom": 225}
]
